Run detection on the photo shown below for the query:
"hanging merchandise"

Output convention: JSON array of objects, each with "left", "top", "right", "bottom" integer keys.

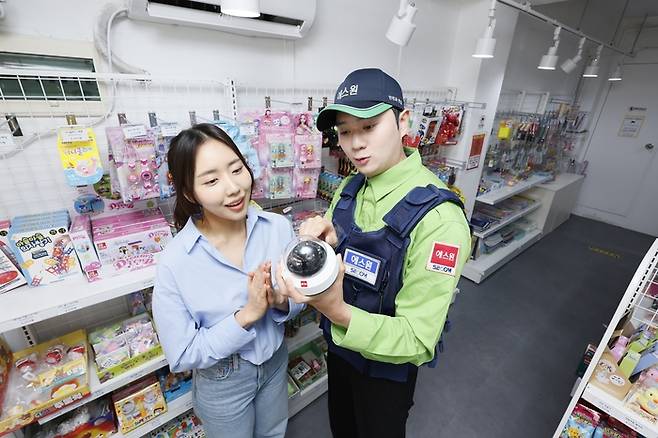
[
  {"left": 434, "top": 104, "right": 465, "bottom": 146},
  {"left": 212, "top": 118, "right": 262, "bottom": 180},
  {"left": 268, "top": 168, "right": 294, "bottom": 199},
  {"left": 153, "top": 122, "right": 181, "bottom": 199},
  {"left": 56, "top": 126, "right": 104, "bottom": 187},
  {"left": 105, "top": 126, "right": 161, "bottom": 204},
  {"left": 267, "top": 133, "right": 295, "bottom": 168}
]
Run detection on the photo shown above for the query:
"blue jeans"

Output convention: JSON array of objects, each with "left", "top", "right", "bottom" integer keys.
[{"left": 193, "top": 342, "right": 288, "bottom": 438}]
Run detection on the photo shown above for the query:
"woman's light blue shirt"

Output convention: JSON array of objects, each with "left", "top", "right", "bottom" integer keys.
[{"left": 153, "top": 207, "right": 304, "bottom": 372}]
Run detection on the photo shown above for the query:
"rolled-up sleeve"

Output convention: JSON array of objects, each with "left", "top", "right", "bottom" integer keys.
[{"left": 153, "top": 263, "right": 256, "bottom": 372}]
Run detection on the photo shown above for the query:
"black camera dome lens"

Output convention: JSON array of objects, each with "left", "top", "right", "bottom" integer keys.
[{"left": 287, "top": 240, "right": 327, "bottom": 277}]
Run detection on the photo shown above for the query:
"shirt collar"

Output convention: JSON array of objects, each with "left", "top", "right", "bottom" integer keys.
[
  {"left": 179, "top": 205, "right": 266, "bottom": 253},
  {"left": 365, "top": 148, "right": 422, "bottom": 201}
]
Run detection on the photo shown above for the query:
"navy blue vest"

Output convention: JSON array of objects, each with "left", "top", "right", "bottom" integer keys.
[{"left": 321, "top": 173, "right": 465, "bottom": 382}]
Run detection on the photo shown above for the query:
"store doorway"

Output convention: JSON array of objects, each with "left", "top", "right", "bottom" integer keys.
[{"left": 576, "top": 63, "right": 658, "bottom": 236}]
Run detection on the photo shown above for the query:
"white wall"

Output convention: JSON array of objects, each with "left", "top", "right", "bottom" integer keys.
[{"left": 0, "top": 0, "right": 463, "bottom": 90}]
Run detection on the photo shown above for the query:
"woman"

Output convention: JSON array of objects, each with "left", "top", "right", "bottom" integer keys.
[{"left": 153, "top": 123, "right": 303, "bottom": 438}]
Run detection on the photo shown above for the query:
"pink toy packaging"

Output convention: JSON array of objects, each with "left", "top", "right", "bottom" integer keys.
[
  {"left": 268, "top": 168, "right": 294, "bottom": 199},
  {"left": 294, "top": 134, "right": 322, "bottom": 169},
  {"left": 91, "top": 210, "right": 172, "bottom": 276},
  {"left": 106, "top": 127, "right": 160, "bottom": 204},
  {"left": 70, "top": 215, "right": 102, "bottom": 282},
  {"left": 294, "top": 169, "right": 321, "bottom": 199},
  {"left": 294, "top": 112, "right": 316, "bottom": 135},
  {"left": 266, "top": 133, "right": 295, "bottom": 169}
]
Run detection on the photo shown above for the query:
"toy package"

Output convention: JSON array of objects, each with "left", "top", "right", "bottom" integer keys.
[
  {"left": 434, "top": 105, "right": 465, "bottom": 146},
  {"left": 91, "top": 208, "right": 172, "bottom": 277},
  {"left": 561, "top": 404, "right": 600, "bottom": 438},
  {"left": 294, "top": 134, "right": 322, "bottom": 169},
  {"left": 317, "top": 172, "right": 344, "bottom": 202},
  {"left": 153, "top": 123, "right": 179, "bottom": 199},
  {"left": 268, "top": 168, "right": 294, "bottom": 199},
  {"left": 89, "top": 313, "right": 162, "bottom": 383},
  {"left": 264, "top": 133, "right": 294, "bottom": 168},
  {"left": 624, "top": 365, "right": 658, "bottom": 423},
  {"left": 8, "top": 211, "right": 83, "bottom": 287},
  {"left": 0, "top": 330, "right": 90, "bottom": 435},
  {"left": 69, "top": 215, "right": 102, "bottom": 282},
  {"left": 589, "top": 349, "right": 633, "bottom": 400},
  {"left": 0, "top": 339, "right": 10, "bottom": 414},
  {"left": 293, "top": 112, "right": 315, "bottom": 135},
  {"left": 28, "top": 396, "right": 117, "bottom": 438},
  {"left": 57, "top": 126, "right": 104, "bottom": 187},
  {"left": 0, "top": 240, "right": 26, "bottom": 294},
  {"left": 288, "top": 341, "right": 327, "bottom": 390},
  {"left": 593, "top": 416, "right": 638, "bottom": 438},
  {"left": 112, "top": 375, "right": 167, "bottom": 434},
  {"left": 105, "top": 126, "right": 160, "bottom": 203},
  {"left": 150, "top": 411, "right": 205, "bottom": 438},
  {"left": 156, "top": 367, "right": 192, "bottom": 403},
  {"left": 294, "top": 169, "right": 321, "bottom": 199}
]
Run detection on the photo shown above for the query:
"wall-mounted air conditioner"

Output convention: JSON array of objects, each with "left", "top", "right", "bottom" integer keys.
[{"left": 128, "top": 0, "right": 317, "bottom": 40}]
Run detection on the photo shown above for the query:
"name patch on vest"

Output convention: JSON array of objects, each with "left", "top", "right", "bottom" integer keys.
[
  {"left": 344, "top": 248, "right": 381, "bottom": 286},
  {"left": 426, "top": 242, "right": 460, "bottom": 276}
]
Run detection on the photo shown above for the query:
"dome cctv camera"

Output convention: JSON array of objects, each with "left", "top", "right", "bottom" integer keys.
[{"left": 282, "top": 236, "right": 339, "bottom": 296}]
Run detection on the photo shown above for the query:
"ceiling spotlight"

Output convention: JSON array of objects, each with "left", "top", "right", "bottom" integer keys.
[
  {"left": 473, "top": 0, "right": 497, "bottom": 59},
  {"left": 538, "top": 26, "right": 561, "bottom": 70},
  {"left": 583, "top": 45, "right": 603, "bottom": 78},
  {"left": 221, "top": 0, "right": 260, "bottom": 18},
  {"left": 386, "top": 0, "right": 418, "bottom": 46},
  {"left": 608, "top": 63, "right": 623, "bottom": 81},
  {"left": 561, "top": 37, "right": 586, "bottom": 74}
]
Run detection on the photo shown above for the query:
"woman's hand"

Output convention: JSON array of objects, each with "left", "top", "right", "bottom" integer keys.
[{"left": 235, "top": 262, "right": 270, "bottom": 328}]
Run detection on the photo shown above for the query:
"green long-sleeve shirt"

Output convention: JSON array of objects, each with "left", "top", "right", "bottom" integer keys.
[{"left": 326, "top": 149, "right": 471, "bottom": 366}]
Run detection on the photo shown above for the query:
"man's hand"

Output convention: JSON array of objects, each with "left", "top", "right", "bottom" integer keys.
[
  {"left": 275, "top": 253, "right": 351, "bottom": 328},
  {"left": 298, "top": 216, "right": 339, "bottom": 248}
]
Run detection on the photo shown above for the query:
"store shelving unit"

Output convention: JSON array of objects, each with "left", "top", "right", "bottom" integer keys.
[
  {"left": 117, "top": 392, "right": 194, "bottom": 438},
  {"left": 472, "top": 201, "right": 542, "bottom": 239},
  {"left": 463, "top": 229, "right": 542, "bottom": 283},
  {"left": 289, "top": 374, "right": 329, "bottom": 418},
  {"left": 286, "top": 323, "right": 323, "bottom": 353},
  {"left": 464, "top": 173, "right": 553, "bottom": 283},
  {"left": 0, "top": 267, "right": 156, "bottom": 332},
  {"left": 581, "top": 385, "right": 658, "bottom": 438},
  {"left": 37, "top": 354, "right": 168, "bottom": 425},
  {"left": 553, "top": 239, "right": 658, "bottom": 438},
  {"left": 475, "top": 174, "right": 551, "bottom": 205}
]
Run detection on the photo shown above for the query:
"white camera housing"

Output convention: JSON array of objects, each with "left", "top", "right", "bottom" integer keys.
[{"left": 281, "top": 236, "right": 339, "bottom": 296}]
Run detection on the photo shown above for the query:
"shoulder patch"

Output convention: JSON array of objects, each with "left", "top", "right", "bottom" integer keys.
[{"left": 426, "top": 242, "right": 460, "bottom": 276}]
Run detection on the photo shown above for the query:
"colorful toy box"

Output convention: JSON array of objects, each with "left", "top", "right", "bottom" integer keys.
[
  {"left": 89, "top": 313, "right": 163, "bottom": 383},
  {"left": 69, "top": 215, "right": 102, "bottom": 282},
  {"left": 156, "top": 367, "right": 192, "bottom": 403},
  {"left": 0, "top": 330, "right": 91, "bottom": 435},
  {"left": 28, "top": 396, "right": 117, "bottom": 438},
  {"left": 150, "top": 411, "right": 205, "bottom": 438},
  {"left": 91, "top": 209, "right": 172, "bottom": 277},
  {"left": 7, "top": 211, "right": 83, "bottom": 287},
  {"left": 112, "top": 375, "right": 167, "bottom": 434},
  {"left": 0, "top": 239, "right": 26, "bottom": 294},
  {"left": 288, "top": 341, "right": 327, "bottom": 390}
]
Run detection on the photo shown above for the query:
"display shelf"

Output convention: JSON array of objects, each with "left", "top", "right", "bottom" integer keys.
[
  {"left": 582, "top": 385, "right": 658, "bottom": 438},
  {"left": 285, "top": 323, "right": 323, "bottom": 353},
  {"left": 115, "top": 392, "right": 193, "bottom": 438},
  {"left": 38, "top": 353, "right": 168, "bottom": 425},
  {"left": 462, "top": 229, "right": 542, "bottom": 283},
  {"left": 472, "top": 201, "right": 542, "bottom": 239},
  {"left": 0, "top": 266, "right": 155, "bottom": 333},
  {"left": 289, "top": 374, "right": 328, "bottom": 418},
  {"left": 475, "top": 174, "right": 552, "bottom": 205}
]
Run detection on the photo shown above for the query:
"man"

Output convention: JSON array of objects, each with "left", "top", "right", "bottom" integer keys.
[{"left": 277, "top": 68, "right": 471, "bottom": 438}]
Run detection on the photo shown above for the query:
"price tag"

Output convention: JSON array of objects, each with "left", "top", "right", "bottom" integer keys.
[
  {"left": 122, "top": 124, "right": 148, "bottom": 139},
  {"left": 57, "top": 300, "right": 81, "bottom": 314},
  {"left": 60, "top": 128, "right": 90, "bottom": 143},
  {"left": 14, "top": 311, "right": 39, "bottom": 326},
  {"left": 0, "top": 133, "right": 15, "bottom": 147},
  {"left": 160, "top": 123, "right": 181, "bottom": 137}
]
